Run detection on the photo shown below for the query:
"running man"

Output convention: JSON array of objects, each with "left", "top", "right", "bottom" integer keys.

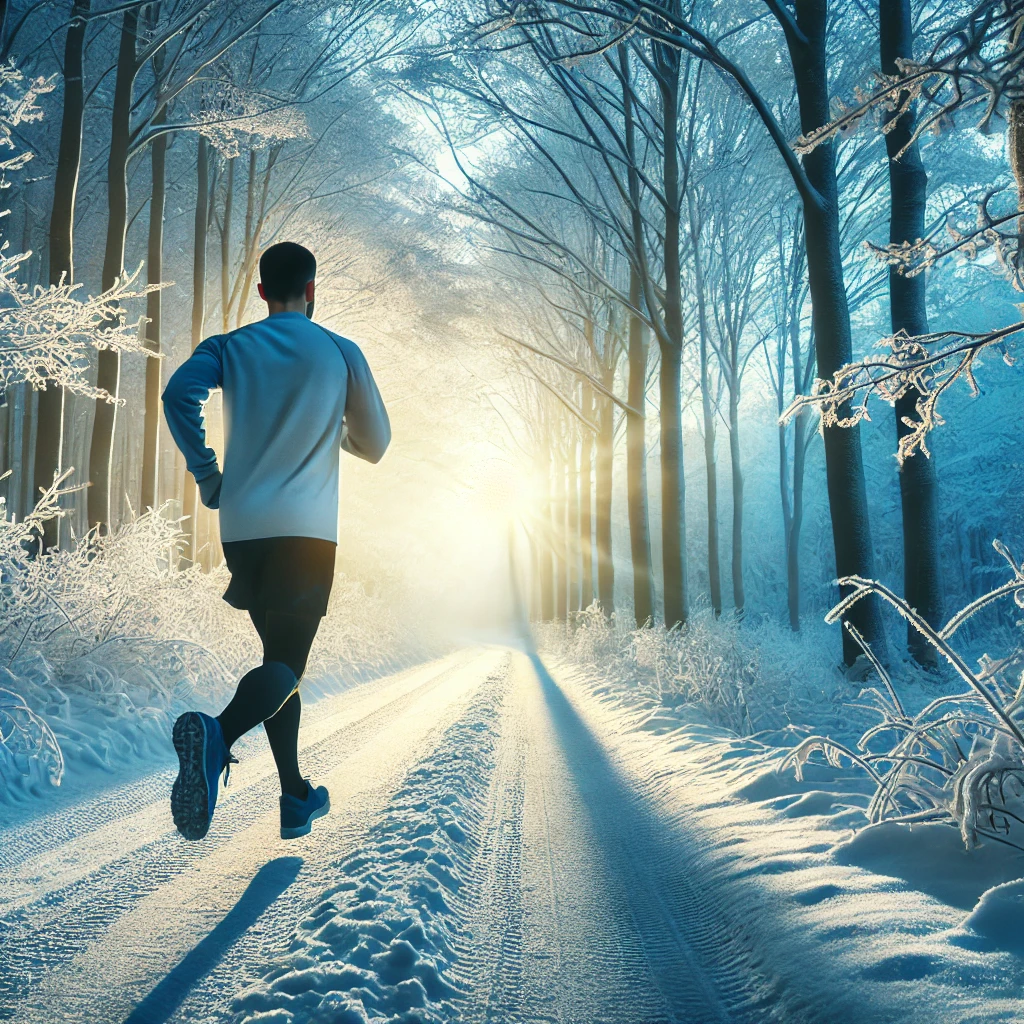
[{"left": 162, "top": 241, "right": 391, "bottom": 841}]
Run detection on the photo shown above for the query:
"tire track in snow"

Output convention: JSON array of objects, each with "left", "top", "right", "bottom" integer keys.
[
  {"left": 0, "top": 648, "right": 502, "bottom": 1023},
  {"left": 454, "top": 651, "right": 771, "bottom": 1024},
  {"left": 0, "top": 653, "right": 474, "bottom": 883},
  {"left": 447, "top": 655, "right": 529, "bottom": 1022}
]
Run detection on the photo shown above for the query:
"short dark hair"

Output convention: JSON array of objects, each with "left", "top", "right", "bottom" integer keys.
[{"left": 259, "top": 242, "right": 316, "bottom": 301}]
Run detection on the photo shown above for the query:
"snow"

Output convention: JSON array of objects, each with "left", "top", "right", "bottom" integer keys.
[
  {"left": 3, "top": 645, "right": 1024, "bottom": 1022},
  {"left": 548, "top": 652, "right": 1024, "bottom": 1021},
  {"left": 229, "top": 661, "right": 508, "bottom": 1023}
]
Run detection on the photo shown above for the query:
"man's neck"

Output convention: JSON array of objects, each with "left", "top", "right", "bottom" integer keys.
[{"left": 265, "top": 300, "right": 307, "bottom": 316}]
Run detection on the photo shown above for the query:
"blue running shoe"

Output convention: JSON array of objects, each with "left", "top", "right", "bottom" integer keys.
[
  {"left": 171, "top": 711, "right": 236, "bottom": 841},
  {"left": 280, "top": 781, "right": 330, "bottom": 840}
]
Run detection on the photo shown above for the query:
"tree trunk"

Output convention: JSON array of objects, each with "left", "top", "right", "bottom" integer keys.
[
  {"left": 88, "top": 7, "right": 137, "bottom": 530},
  {"left": 787, "top": 409, "right": 809, "bottom": 630},
  {"left": 619, "top": 43, "right": 655, "bottom": 628},
  {"left": 221, "top": 156, "right": 235, "bottom": 332},
  {"left": 880, "top": 0, "right": 942, "bottom": 667},
  {"left": 554, "top": 445, "right": 568, "bottom": 621},
  {"left": 182, "top": 135, "right": 210, "bottom": 563},
  {"left": 728, "top": 385, "right": 745, "bottom": 616},
  {"left": 35, "top": 0, "right": 90, "bottom": 546},
  {"left": 539, "top": 440, "right": 555, "bottom": 620},
  {"left": 141, "top": 125, "right": 168, "bottom": 512},
  {"left": 568, "top": 430, "right": 580, "bottom": 615},
  {"left": 786, "top": 0, "right": 887, "bottom": 664},
  {"left": 626, "top": 268, "right": 655, "bottom": 628},
  {"left": 579, "top": 381, "right": 594, "bottom": 609},
  {"left": 595, "top": 374, "right": 615, "bottom": 614},
  {"left": 655, "top": 38, "right": 687, "bottom": 631},
  {"left": 690, "top": 194, "right": 722, "bottom": 616},
  {"left": 659, "top": 342, "right": 686, "bottom": 628}
]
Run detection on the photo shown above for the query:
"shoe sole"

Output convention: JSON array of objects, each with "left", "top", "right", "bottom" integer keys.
[
  {"left": 281, "top": 793, "right": 331, "bottom": 840},
  {"left": 171, "top": 712, "right": 212, "bottom": 841}
]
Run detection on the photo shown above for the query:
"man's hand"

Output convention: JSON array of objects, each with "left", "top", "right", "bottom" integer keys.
[{"left": 197, "top": 470, "right": 222, "bottom": 510}]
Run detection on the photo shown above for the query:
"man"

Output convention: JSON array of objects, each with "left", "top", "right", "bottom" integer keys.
[{"left": 162, "top": 241, "right": 390, "bottom": 842}]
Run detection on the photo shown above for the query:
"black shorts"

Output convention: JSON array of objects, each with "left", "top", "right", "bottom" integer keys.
[{"left": 222, "top": 536, "right": 337, "bottom": 619}]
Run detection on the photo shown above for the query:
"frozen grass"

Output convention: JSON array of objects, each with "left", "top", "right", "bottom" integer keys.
[
  {"left": 540, "top": 603, "right": 870, "bottom": 741},
  {"left": 0, "top": 479, "right": 412, "bottom": 800},
  {"left": 785, "top": 550, "right": 1024, "bottom": 852}
]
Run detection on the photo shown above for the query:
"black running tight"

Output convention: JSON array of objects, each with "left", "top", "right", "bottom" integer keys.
[{"left": 216, "top": 609, "right": 322, "bottom": 799}]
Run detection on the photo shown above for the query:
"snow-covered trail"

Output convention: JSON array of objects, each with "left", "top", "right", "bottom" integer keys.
[
  {"left": 0, "top": 649, "right": 497, "bottom": 1022},
  {"left": 451, "top": 653, "right": 756, "bottom": 1023},
  {"left": 0, "top": 645, "right": 940, "bottom": 1024}
]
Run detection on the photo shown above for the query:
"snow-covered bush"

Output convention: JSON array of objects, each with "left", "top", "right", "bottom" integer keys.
[
  {"left": 549, "top": 603, "right": 855, "bottom": 737},
  {"left": 0, "top": 480, "right": 408, "bottom": 798},
  {"left": 783, "top": 545, "right": 1024, "bottom": 851}
]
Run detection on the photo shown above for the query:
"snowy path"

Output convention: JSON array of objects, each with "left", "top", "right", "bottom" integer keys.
[{"left": 2, "top": 646, "right": 998, "bottom": 1023}]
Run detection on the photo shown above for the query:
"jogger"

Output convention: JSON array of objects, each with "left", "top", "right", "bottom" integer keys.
[{"left": 162, "top": 241, "right": 390, "bottom": 840}]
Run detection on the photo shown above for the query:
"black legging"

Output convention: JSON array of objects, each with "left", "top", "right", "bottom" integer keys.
[{"left": 217, "top": 609, "right": 322, "bottom": 799}]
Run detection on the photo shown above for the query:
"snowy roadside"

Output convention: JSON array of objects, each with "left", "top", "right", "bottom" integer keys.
[{"left": 547, "top": 653, "right": 1024, "bottom": 1023}]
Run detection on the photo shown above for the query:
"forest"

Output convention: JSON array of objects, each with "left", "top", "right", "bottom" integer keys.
[{"left": 3, "top": 0, "right": 1024, "bottom": 1020}]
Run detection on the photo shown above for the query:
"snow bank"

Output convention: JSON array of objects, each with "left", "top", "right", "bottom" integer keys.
[{"left": 230, "top": 659, "right": 510, "bottom": 1024}]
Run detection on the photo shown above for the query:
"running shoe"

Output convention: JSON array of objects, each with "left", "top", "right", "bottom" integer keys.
[
  {"left": 280, "top": 781, "right": 330, "bottom": 840},
  {"left": 171, "top": 711, "right": 236, "bottom": 841}
]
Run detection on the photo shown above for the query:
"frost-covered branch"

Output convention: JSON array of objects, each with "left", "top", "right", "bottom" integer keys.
[
  {"left": 0, "top": 259, "right": 159, "bottom": 402},
  {"left": 783, "top": 547, "right": 1024, "bottom": 849},
  {"left": 0, "top": 59, "right": 156, "bottom": 402},
  {"left": 781, "top": 320, "right": 1023, "bottom": 463},
  {"left": 794, "top": 0, "right": 1024, "bottom": 156},
  {"left": 864, "top": 187, "right": 1024, "bottom": 290}
]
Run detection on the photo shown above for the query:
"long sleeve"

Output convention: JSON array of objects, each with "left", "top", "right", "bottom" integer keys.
[
  {"left": 339, "top": 339, "right": 391, "bottom": 464},
  {"left": 162, "top": 336, "right": 224, "bottom": 484}
]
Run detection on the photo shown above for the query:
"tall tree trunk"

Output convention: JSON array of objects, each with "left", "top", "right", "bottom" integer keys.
[
  {"left": 554, "top": 444, "right": 568, "bottom": 620},
  {"left": 141, "top": 124, "right": 168, "bottom": 512},
  {"left": 690, "top": 194, "right": 722, "bottom": 616},
  {"left": 182, "top": 135, "right": 209, "bottom": 564},
  {"left": 595, "top": 372, "right": 615, "bottom": 614},
  {"left": 567, "top": 430, "right": 580, "bottom": 615},
  {"left": 579, "top": 381, "right": 594, "bottom": 609},
  {"left": 88, "top": 7, "right": 137, "bottom": 530},
  {"left": 35, "top": 0, "right": 90, "bottom": 547},
  {"left": 880, "top": 0, "right": 942, "bottom": 667},
  {"left": 539, "top": 440, "right": 555, "bottom": 620},
  {"left": 221, "top": 156, "right": 235, "bottom": 332},
  {"left": 626, "top": 267, "right": 655, "bottom": 628},
  {"left": 655, "top": 37, "right": 687, "bottom": 631},
  {"left": 529, "top": 531, "right": 542, "bottom": 622},
  {"left": 788, "top": 408, "right": 809, "bottom": 630},
  {"left": 727, "top": 383, "right": 745, "bottom": 616},
  {"left": 785, "top": 0, "right": 887, "bottom": 664}
]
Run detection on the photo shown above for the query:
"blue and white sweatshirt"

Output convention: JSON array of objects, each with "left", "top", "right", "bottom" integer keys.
[{"left": 162, "top": 311, "right": 391, "bottom": 544}]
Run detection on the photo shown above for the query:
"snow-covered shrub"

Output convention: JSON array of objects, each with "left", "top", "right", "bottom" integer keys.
[
  {"left": 551, "top": 603, "right": 853, "bottom": 737},
  {"left": 783, "top": 545, "right": 1024, "bottom": 851},
  {"left": 0, "top": 480, "right": 408, "bottom": 797}
]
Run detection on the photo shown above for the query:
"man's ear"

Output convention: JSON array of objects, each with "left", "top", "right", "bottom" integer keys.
[
  {"left": 257, "top": 282, "right": 266, "bottom": 301},
  {"left": 305, "top": 280, "right": 315, "bottom": 302}
]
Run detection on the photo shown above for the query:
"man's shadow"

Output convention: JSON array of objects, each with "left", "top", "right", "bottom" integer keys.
[{"left": 123, "top": 855, "right": 303, "bottom": 1024}]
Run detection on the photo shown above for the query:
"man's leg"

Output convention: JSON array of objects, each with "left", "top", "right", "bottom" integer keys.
[
  {"left": 262, "top": 610, "right": 322, "bottom": 798},
  {"left": 216, "top": 609, "right": 322, "bottom": 798}
]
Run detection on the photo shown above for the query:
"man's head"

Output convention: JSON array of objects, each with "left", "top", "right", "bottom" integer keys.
[{"left": 257, "top": 242, "right": 316, "bottom": 312}]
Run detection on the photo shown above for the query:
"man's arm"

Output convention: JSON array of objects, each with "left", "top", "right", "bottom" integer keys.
[
  {"left": 162, "top": 337, "right": 224, "bottom": 507},
  {"left": 339, "top": 339, "right": 391, "bottom": 464}
]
